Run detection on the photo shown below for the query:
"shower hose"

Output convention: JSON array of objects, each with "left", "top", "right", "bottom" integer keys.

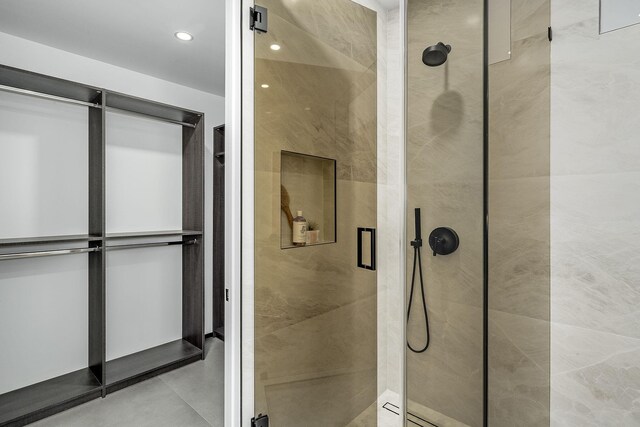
[{"left": 407, "top": 209, "right": 431, "bottom": 353}]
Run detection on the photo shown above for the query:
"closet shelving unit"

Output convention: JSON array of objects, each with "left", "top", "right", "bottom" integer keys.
[{"left": 0, "top": 64, "right": 204, "bottom": 426}]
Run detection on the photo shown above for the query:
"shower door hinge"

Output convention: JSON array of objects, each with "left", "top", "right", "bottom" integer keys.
[
  {"left": 548, "top": 26, "right": 553, "bottom": 42},
  {"left": 251, "top": 414, "right": 269, "bottom": 427},
  {"left": 250, "top": 6, "right": 268, "bottom": 33}
]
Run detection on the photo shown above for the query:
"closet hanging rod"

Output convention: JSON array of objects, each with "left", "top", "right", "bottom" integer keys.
[
  {"left": 0, "top": 84, "right": 101, "bottom": 108},
  {"left": 105, "top": 106, "right": 197, "bottom": 128},
  {"left": 104, "top": 239, "right": 197, "bottom": 252},
  {"left": 0, "top": 247, "right": 100, "bottom": 261}
]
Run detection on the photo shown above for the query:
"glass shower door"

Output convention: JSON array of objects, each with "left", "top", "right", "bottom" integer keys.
[
  {"left": 252, "top": 0, "right": 378, "bottom": 425},
  {"left": 405, "top": 0, "right": 485, "bottom": 426}
]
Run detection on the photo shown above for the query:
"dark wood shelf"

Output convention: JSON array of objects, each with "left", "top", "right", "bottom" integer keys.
[
  {"left": 105, "top": 91, "right": 201, "bottom": 126},
  {"left": 214, "top": 326, "right": 225, "bottom": 341},
  {"left": 0, "top": 234, "right": 102, "bottom": 248},
  {"left": 105, "top": 230, "right": 202, "bottom": 240},
  {"left": 0, "top": 368, "right": 102, "bottom": 426},
  {"left": 0, "top": 64, "right": 102, "bottom": 105},
  {"left": 105, "top": 339, "right": 202, "bottom": 393},
  {"left": 0, "top": 64, "right": 205, "bottom": 424}
]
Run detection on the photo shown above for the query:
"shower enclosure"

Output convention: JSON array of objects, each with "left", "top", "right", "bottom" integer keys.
[{"left": 235, "top": 0, "right": 638, "bottom": 425}]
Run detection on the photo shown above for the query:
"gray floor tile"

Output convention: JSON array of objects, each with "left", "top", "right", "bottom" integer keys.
[
  {"left": 32, "top": 378, "right": 210, "bottom": 427},
  {"left": 159, "top": 339, "right": 225, "bottom": 427},
  {"left": 32, "top": 338, "right": 224, "bottom": 427}
]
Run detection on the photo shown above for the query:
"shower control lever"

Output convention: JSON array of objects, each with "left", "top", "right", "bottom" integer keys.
[{"left": 429, "top": 227, "right": 459, "bottom": 256}]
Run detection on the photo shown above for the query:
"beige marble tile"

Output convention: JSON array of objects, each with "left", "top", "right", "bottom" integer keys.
[
  {"left": 346, "top": 399, "right": 377, "bottom": 427},
  {"left": 551, "top": 19, "right": 640, "bottom": 177},
  {"left": 408, "top": 398, "right": 471, "bottom": 427},
  {"left": 488, "top": 0, "right": 551, "bottom": 422},
  {"left": 264, "top": 368, "right": 377, "bottom": 427},
  {"left": 262, "top": 0, "right": 377, "bottom": 70},
  {"left": 489, "top": 34, "right": 550, "bottom": 180},
  {"left": 491, "top": 310, "right": 550, "bottom": 371},
  {"left": 551, "top": 323, "right": 640, "bottom": 377},
  {"left": 489, "top": 176, "right": 550, "bottom": 321},
  {"left": 489, "top": 313, "right": 550, "bottom": 427},
  {"left": 550, "top": 0, "right": 640, "bottom": 424},
  {"left": 550, "top": 0, "right": 599, "bottom": 31},
  {"left": 511, "top": 0, "right": 549, "bottom": 42},
  {"left": 406, "top": 301, "right": 483, "bottom": 426},
  {"left": 551, "top": 347, "right": 640, "bottom": 427}
]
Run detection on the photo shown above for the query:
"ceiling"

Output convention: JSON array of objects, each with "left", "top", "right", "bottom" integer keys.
[
  {"left": 0, "top": 0, "right": 401, "bottom": 97},
  {"left": 0, "top": 0, "right": 226, "bottom": 96}
]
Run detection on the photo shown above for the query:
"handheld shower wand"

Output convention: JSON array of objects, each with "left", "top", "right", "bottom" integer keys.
[
  {"left": 407, "top": 208, "right": 431, "bottom": 353},
  {"left": 407, "top": 209, "right": 460, "bottom": 354}
]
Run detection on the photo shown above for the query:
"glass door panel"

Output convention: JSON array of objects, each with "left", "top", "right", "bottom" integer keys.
[
  {"left": 405, "top": 0, "right": 485, "bottom": 426},
  {"left": 253, "top": 0, "right": 378, "bottom": 425}
]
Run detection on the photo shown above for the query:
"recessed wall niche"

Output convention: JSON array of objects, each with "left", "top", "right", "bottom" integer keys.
[{"left": 280, "top": 151, "right": 336, "bottom": 249}]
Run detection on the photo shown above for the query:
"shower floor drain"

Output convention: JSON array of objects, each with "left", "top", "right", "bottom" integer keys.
[{"left": 382, "top": 402, "right": 439, "bottom": 427}]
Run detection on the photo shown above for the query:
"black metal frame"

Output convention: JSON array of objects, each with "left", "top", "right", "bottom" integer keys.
[{"left": 483, "top": 0, "right": 490, "bottom": 424}]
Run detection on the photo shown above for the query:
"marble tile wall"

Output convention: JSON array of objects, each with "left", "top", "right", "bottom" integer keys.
[
  {"left": 488, "top": 0, "right": 551, "bottom": 425},
  {"left": 378, "top": 5, "right": 403, "bottom": 403},
  {"left": 406, "top": 0, "right": 485, "bottom": 425},
  {"left": 550, "top": 0, "right": 640, "bottom": 425},
  {"left": 253, "top": 0, "right": 379, "bottom": 425}
]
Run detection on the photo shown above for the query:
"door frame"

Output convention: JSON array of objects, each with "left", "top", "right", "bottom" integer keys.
[{"left": 224, "top": 0, "right": 248, "bottom": 426}]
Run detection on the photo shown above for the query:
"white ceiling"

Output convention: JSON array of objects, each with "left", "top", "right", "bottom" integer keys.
[{"left": 0, "top": 0, "right": 226, "bottom": 96}]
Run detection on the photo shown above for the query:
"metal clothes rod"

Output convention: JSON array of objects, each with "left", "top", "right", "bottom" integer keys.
[
  {"left": 0, "top": 84, "right": 101, "bottom": 108},
  {"left": 106, "top": 106, "right": 197, "bottom": 128},
  {"left": 0, "top": 240, "right": 197, "bottom": 260},
  {"left": 0, "top": 247, "right": 100, "bottom": 261},
  {"left": 104, "top": 239, "right": 197, "bottom": 252}
]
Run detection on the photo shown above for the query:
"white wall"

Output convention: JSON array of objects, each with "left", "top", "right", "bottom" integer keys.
[
  {"left": 106, "top": 112, "right": 183, "bottom": 233},
  {"left": 0, "top": 90, "right": 90, "bottom": 393},
  {"left": 0, "top": 91, "right": 88, "bottom": 238},
  {"left": 0, "top": 31, "right": 224, "bottom": 391},
  {"left": 105, "top": 112, "right": 185, "bottom": 360},
  {"left": 0, "top": 255, "right": 88, "bottom": 394},
  {"left": 106, "top": 246, "right": 183, "bottom": 361}
]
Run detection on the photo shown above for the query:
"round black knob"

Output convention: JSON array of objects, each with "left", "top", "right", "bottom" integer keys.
[{"left": 428, "top": 227, "right": 459, "bottom": 256}]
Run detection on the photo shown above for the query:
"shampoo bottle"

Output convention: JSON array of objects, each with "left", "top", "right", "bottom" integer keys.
[{"left": 292, "top": 210, "right": 308, "bottom": 247}]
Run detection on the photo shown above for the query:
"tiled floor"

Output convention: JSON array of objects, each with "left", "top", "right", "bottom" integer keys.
[{"left": 33, "top": 338, "right": 224, "bottom": 427}]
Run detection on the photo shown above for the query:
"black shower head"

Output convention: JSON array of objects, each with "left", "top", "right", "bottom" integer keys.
[{"left": 422, "top": 42, "right": 452, "bottom": 67}]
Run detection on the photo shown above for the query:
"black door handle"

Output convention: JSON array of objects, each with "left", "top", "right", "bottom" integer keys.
[{"left": 357, "top": 227, "right": 376, "bottom": 270}]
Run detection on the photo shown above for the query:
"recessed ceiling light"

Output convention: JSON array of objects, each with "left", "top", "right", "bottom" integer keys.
[
  {"left": 270, "top": 44, "right": 281, "bottom": 51},
  {"left": 261, "top": 84, "right": 270, "bottom": 88},
  {"left": 175, "top": 31, "right": 194, "bottom": 41}
]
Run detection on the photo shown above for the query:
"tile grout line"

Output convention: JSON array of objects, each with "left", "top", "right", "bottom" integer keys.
[{"left": 158, "top": 374, "right": 214, "bottom": 427}]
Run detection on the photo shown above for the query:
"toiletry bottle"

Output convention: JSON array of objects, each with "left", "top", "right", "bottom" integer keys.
[{"left": 292, "top": 210, "right": 308, "bottom": 247}]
